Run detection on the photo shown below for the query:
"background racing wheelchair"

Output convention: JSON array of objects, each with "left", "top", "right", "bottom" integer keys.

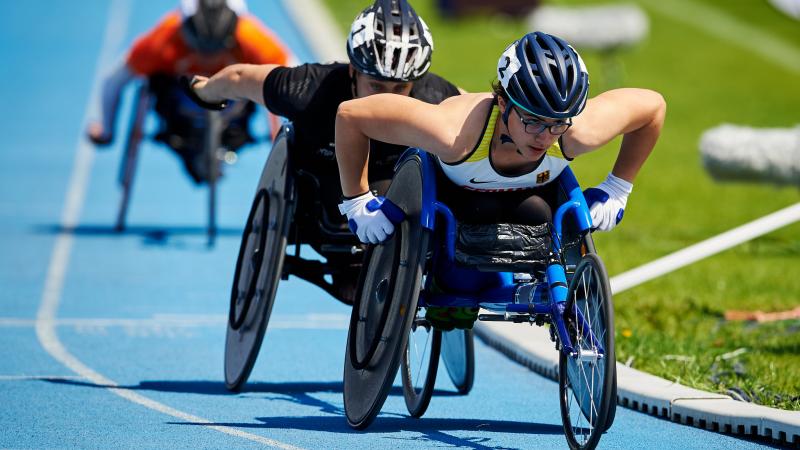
[
  {"left": 341, "top": 149, "right": 618, "bottom": 450},
  {"left": 224, "top": 123, "right": 475, "bottom": 397},
  {"left": 115, "top": 74, "right": 277, "bottom": 246}
]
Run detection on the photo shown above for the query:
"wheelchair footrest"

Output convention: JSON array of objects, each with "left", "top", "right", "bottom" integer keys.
[{"left": 478, "top": 313, "right": 545, "bottom": 324}]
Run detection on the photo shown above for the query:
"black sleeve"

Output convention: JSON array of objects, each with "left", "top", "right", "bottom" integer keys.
[
  {"left": 262, "top": 64, "right": 324, "bottom": 120},
  {"left": 410, "top": 72, "right": 461, "bottom": 104}
]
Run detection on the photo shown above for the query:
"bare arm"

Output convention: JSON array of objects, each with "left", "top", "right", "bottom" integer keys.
[
  {"left": 190, "top": 64, "right": 280, "bottom": 106},
  {"left": 335, "top": 93, "right": 485, "bottom": 197},
  {"left": 86, "top": 63, "right": 137, "bottom": 144},
  {"left": 564, "top": 88, "right": 666, "bottom": 182}
]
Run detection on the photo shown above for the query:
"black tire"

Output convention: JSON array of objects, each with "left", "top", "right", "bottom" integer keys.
[
  {"left": 440, "top": 329, "right": 475, "bottom": 394},
  {"left": 566, "top": 233, "right": 617, "bottom": 433},
  {"left": 224, "top": 130, "right": 292, "bottom": 391},
  {"left": 559, "top": 253, "right": 615, "bottom": 450},
  {"left": 401, "top": 312, "right": 441, "bottom": 418},
  {"left": 343, "top": 154, "right": 430, "bottom": 429}
]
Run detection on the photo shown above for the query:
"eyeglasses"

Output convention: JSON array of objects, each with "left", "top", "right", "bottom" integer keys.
[{"left": 514, "top": 107, "right": 572, "bottom": 135}]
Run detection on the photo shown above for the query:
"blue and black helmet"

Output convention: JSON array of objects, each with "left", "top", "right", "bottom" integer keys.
[{"left": 497, "top": 31, "right": 589, "bottom": 120}]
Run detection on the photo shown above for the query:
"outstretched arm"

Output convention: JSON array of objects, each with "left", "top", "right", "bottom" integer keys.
[
  {"left": 86, "top": 63, "right": 137, "bottom": 145},
  {"left": 189, "top": 64, "right": 280, "bottom": 106},
  {"left": 565, "top": 88, "right": 666, "bottom": 231},
  {"left": 335, "top": 93, "right": 479, "bottom": 197},
  {"left": 565, "top": 88, "right": 666, "bottom": 182}
]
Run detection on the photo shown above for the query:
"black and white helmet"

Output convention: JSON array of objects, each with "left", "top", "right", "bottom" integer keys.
[
  {"left": 180, "top": 0, "right": 246, "bottom": 53},
  {"left": 346, "top": 0, "right": 433, "bottom": 82}
]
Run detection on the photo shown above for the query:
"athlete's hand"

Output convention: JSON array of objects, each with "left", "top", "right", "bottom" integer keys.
[
  {"left": 188, "top": 76, "right": 214, "bottom": 102},
  {"left": 182, "top": 76, "right": 228, "bottom": 111},
  {"left": 87, "top": 122, "right": 112, "bottom": 146},
  {"left": 583, "top": 173, "right": 633, "bottom": 232},
  {"left": 338, "top": 192, "right": 405, "bottom": 244}
]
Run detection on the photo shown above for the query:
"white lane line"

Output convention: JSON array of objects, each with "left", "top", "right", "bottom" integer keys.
[
  {"left": 282, "top": 0, "right": 347, "bottom": 62},
  {"left": 642, "top": 0, "right": 800, "bottom": 74},
  {"left": 0, "top": 375, "right": 86, "bottom": 381},
  {"left": 32, "top": 2, "right": 303, "bottom": 448},
  {"left": 611, "top": 202, "right": 800, "bottom": 294},
  {"left": 5, "top": 314, "right": 349, "bottom": 328}
]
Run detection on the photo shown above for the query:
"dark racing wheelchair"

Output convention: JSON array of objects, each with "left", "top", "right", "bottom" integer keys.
[
  {"left": 116, "top": 75, "right": 271, "bottom": 246},
  {"left": 224, "top": 123, "right": 476, "bottom": 398},
  {"left": 342, "top": 149, "right": 618, "bottom": 450}
]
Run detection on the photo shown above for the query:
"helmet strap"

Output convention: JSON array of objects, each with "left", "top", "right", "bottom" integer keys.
[
  {"left": 350, "top": 68, "right": 359, "bottom": 98},
  {"left": 501, "top": 98, "right": 513, "bottom": 126}
]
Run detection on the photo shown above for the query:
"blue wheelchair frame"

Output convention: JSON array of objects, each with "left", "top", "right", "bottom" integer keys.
[{"left": 403, "top": 148, "right": 603, "bottom": 358}]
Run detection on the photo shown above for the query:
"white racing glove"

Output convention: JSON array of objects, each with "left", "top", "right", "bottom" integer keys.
[
  {"left": 338, "top": 192, "right": 405, "bottom": 244},
  {"left": 583, "top": 173, "right": 633, "bottom": 232}
]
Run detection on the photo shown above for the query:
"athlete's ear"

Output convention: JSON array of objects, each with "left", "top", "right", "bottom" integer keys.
[{"left": 497, "top": 95, "right": 506, "bottom": 110}]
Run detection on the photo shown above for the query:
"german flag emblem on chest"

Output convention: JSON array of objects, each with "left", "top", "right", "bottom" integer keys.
[{"left": 536, "top": 170, "right": 550, "bottom": 184}]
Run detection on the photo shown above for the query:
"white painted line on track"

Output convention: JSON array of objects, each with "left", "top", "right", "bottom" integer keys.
[
  {"left": 611, "top": 202, "right": 800, "bottom": 294},
  {"left": 32, "top": 2, "right": 304, "bottom": 448},
  {"left": 642, "top": 0, "right": 800, "bottom": 74},
  {"left": 5, "top": 313, "right": 349, "bottom": 329},
  {"left": 282, "top": 0, "right": 347, "bottom": 63},
  {"left": 0, "top": 375, "right": 86, "bottom": 381}
]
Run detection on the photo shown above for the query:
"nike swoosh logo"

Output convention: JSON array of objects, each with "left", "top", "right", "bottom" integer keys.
[{"left": 469, "top": 177, "right": 497, "bottom": 184}]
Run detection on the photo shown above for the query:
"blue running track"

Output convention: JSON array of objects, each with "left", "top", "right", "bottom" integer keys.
[{"left": 0, "top": 1, "right": 775, "bottom": 448}]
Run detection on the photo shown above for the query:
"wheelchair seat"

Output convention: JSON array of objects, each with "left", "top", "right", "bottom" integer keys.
[{"left": 454, "top": 222, "right": 552, "bottom": 273}]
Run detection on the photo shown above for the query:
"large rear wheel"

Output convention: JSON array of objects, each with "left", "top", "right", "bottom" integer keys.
[
  {"left": 224, "top": 129, "right": 292, "bottom": 391},
  {"left": 343, "top": 154, "right": 429, "bottom": 429}
]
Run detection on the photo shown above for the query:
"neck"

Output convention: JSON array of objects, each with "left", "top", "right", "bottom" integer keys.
[{"left": 491, "top": 112, "right": 514, "bottom": 151}]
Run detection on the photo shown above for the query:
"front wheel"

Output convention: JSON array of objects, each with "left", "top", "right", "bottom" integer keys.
[
  {"left": 559, "top": 253, "right": 615, "bottom": 450},
  {"left": 440, "top": 329, "right": 475, "bottom": 394},
  {"left": 401, "top": 309, "right": 441, "bottom": 417}
]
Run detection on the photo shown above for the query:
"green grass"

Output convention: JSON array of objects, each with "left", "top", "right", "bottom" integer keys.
[{"left": 322, "top": 0, "right": 800, "bottom": 410}]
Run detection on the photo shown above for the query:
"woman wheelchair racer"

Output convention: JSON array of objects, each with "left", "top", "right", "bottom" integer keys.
[{"left": 335, "top": 31, "right": 666, "bottom": 329}]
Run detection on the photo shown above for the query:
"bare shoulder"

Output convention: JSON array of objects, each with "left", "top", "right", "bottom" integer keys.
[
  {"left": 439, "top": 92, "right": 493, "bottom": 109},
  {"left": 564, "top": 88, "right": 666, "bottom": 156}
]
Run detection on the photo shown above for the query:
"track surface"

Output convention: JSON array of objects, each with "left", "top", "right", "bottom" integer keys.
[{"left": 0, "top": 1, "right": 774, "bottom": 448}]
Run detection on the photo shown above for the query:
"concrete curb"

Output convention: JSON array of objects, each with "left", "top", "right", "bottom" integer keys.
[{"left": 474, "top": 321, "right": 800, "bottom": 446}]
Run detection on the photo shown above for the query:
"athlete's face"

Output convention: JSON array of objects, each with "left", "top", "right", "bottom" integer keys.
[
  {"left": 499, "top": 96, "right": 569, "bottom": 158},
  {"left": 351, "top": 69, "right": 413, "bottom": 98}
]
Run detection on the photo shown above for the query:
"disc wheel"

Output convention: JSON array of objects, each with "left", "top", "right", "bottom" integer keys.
[
  {"left": 559, "top": 253, "right": 615, "bottom": 450},
  {"left": 224, "top": 131, "right": 292, "bottom": 391},
  {"left": 440, "top": 329, "right": 475, "bottom": 394},
  {"left": 401, "top": 308, "right": 441, "bottom": 417},
  {"left": 343, "top": 154, "right": 429, "bottom": 429}
]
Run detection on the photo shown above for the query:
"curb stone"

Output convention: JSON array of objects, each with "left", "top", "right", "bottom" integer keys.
[{"left": 474, "top": 321, "right": 800, "bottom": 446}]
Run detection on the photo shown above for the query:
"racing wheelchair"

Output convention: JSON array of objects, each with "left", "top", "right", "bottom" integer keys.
[
  {"left": 342, "top": 149, "right": 618, "bottom": 450},
  {"left": 115, "top": 75, "right": 272, "bottom": 246},
  {"left": 223, "top": 123, "right": 475, "bottom": 397}
]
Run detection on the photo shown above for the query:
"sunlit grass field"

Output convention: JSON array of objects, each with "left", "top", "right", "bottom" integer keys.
[{"left": 322, "top": 0, "right": 800, "bottom": 409}]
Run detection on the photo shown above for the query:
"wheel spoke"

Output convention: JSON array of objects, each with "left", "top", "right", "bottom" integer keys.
[{"left": 560, "top": 253, "right": 614, "bottom": 448}]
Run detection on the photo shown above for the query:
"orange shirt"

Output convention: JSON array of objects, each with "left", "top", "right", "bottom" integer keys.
[{"left": 127, "top": 11, "right": 290, "bottom": 77}]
